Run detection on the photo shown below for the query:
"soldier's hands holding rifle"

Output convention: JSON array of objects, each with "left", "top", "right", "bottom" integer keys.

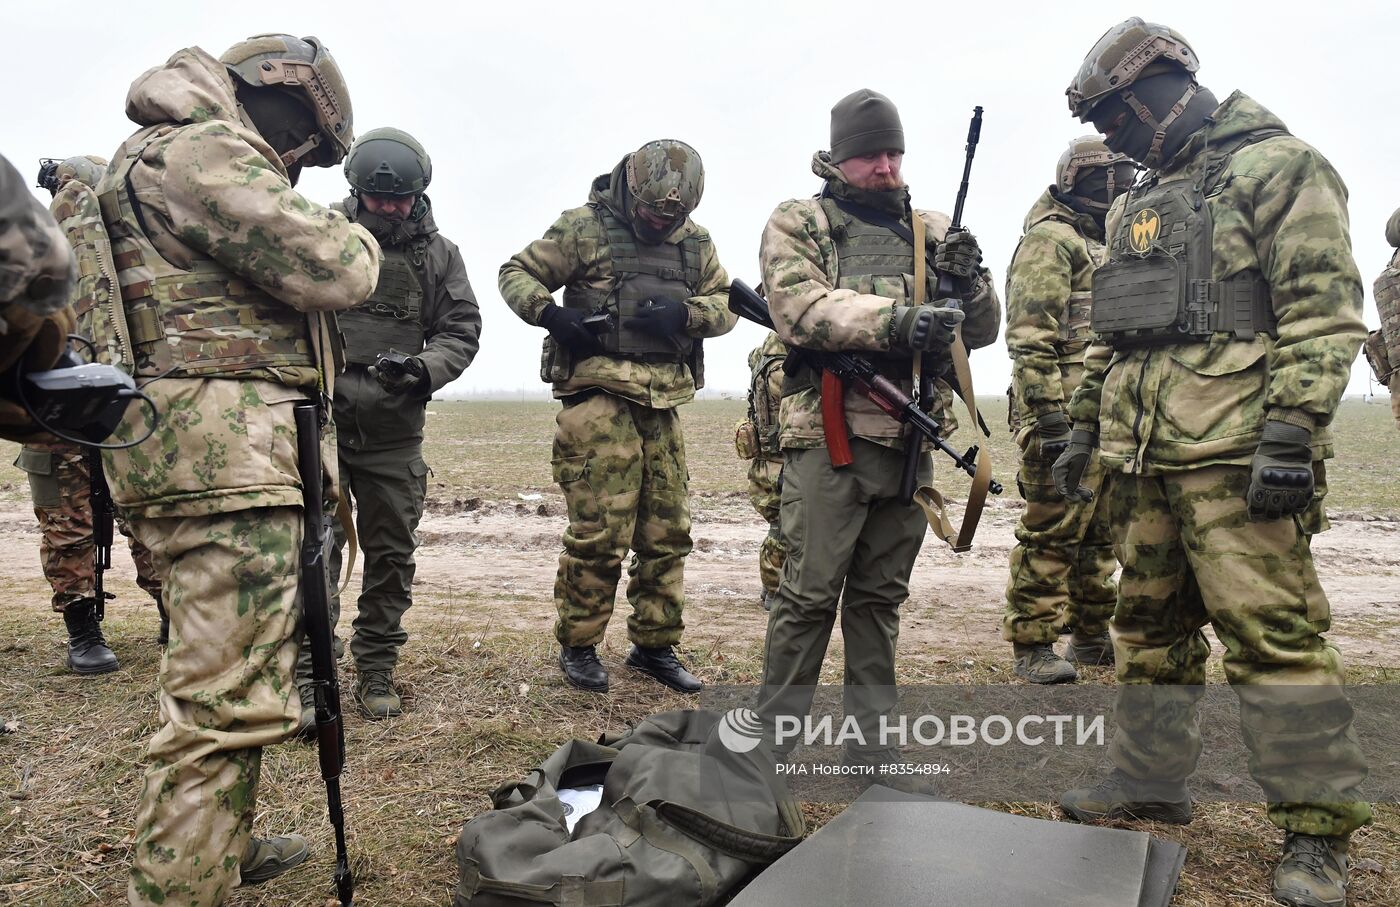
[
  {"left": 935, "top": 228, "right": 982, "bottom": 281},
  {"left": 891, "top": 303, "right": 964, "bottom": 352}
]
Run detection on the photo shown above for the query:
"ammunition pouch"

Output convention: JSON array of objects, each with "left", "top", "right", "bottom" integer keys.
[
  {"left": 734, "top": 419, "right": 760, "bottom": 459},
  {"left": 1364, "top": 329, "right": 1396, "bottom": 385},
  {"left": 1373, "top": 253, "right": 1400, "bottom": 369}
]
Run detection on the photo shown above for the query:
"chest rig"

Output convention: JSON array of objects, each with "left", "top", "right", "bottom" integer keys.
[
  {"left": 1091, "top": 129, "right": 1283, "bottom": 349},
  {"left": 98, "top": 127, "right": 313, "bottom": 378},
  {"left": 338, "top": 240, "right": 428, "bottom": 367},
  {"left": 562, "top": 205, "right": 699, "bottom": 360}
]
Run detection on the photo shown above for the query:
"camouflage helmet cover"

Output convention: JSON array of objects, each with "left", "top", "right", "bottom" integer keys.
[
  {"left": 220, "top": 34, "right": 353, "bottom": 167},
  {"left": 625, "top": 139, "right": 704, "bottom": 220},
  {"left": 345, "top": 127, "right": 431, "bottom": 196},
  {"left": 1066, "top": 17, "right": 1198, "bottom": 120},
  {"left": 1056, "top": 136, "right": 1130, "bottom": 194},
  {"left": 55, "top": 155, "right": 108, "bottom": 189}
]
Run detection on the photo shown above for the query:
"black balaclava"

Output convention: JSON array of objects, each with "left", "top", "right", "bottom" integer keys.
[
  {"left": 236, "top": 84, "right": 319, "bottom": 185},
  {"left": 1090, "top": 70, "right": 1217, "bottom": 168}
]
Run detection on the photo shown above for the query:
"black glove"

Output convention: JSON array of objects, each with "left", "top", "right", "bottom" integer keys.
[
  {"left": 1247, "top": 420, "right": 1315, "bottom": 521},
  {"left": 891, "top": 302, "right": 964, "bottom": 352},
  {"left": 538, "top": 303, "right": 602, "bottom": 354},
  {"left": 623, "top": 297, "right": 690, "bottom": 337},
  {"left": 1052, "top": 425, "right": 1098, "bottom": 503},
  {"left": 935, "top": 228, "right": 982, "bottom": 280},
  {"left": 368, "top": 355, "right": 428, "bottom": 396},
  {"left": 1035, "top": 410, "right": 1072, "bottom": 459}
]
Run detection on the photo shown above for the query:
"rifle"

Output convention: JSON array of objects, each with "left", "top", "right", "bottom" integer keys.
[
  {"left": 898, "top": 106, "right": 984, "bottom": 504},
  {"left": 727, "top": 281, "right": 1000, "bottom": 495},
  {"left": 89, "top": 446, "right": 114, "bottom": 620},
  {"left": 293, "top": 402, "right": 355, "bottom": 906}
]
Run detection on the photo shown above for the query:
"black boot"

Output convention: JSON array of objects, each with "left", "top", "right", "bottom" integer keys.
[
  {"left": 559, "top": 645, "right": 609, "bottom": 693},
  {"left": 155, "top": 596, "right": 170, "bottom": 647},
  {"left": 63, "top": 597, "right": 119, "bottom": 676},
  {"left": 626, "top": 645, "right": 702, "bottom": 694}
]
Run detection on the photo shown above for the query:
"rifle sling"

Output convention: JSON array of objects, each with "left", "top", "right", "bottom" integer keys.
[{"left": 308, "top": 311, "right": 358, "bottom": 594}]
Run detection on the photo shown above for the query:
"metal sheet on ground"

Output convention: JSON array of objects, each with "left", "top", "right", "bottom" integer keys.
[
  {"left": 1142, "top": 837, "right": 1189, "bottom": 907},
  {"left": 729, "top": 786, "right": 1166, "bottom": 907}
]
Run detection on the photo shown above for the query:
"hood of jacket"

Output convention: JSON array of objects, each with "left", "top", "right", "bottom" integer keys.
[
  {"left": 342, "top": 194, "right": 439, "bottom": 246},
  {"left": 1024, "top": 186, "right": 1103, "bottom": 242},
  {"left": 1160, "top": 90, "right": 1289, "bottom": 175}
]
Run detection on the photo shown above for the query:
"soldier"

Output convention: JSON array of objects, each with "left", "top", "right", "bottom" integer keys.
[
  {"left": 739, "top": 330, "right": 787, "bottom": 611},
  {"left": 756, "top": 90, "right": 1000, "bottom": 766},
  {"left": 14, "top": 156, "right": 168, "bottom": 678},
  {"left": 1001, "top": 138, "right": 1131, "bottom": 684},
  {"left": 1054, "top": 19, "right": 1372, "bottom": 907},
  {"left": 95, "top": 36, "right": 380, "bottom": 903},
  {"left": 0, "top": 152, "right": 76, "bottom": 442},
  {"left": 1365, "top": 208, "right": 1400, "bottom": 428},
  {"left": 294, "top": 128, "right": 481, "bottom": 729},
  {"left": 500, "top": 139, "right": 735, "bottom": 694}
]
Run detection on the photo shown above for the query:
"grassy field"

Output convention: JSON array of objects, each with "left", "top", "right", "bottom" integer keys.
[{"left": 0, "top": 397, "right": 1397, "bottom": 905}]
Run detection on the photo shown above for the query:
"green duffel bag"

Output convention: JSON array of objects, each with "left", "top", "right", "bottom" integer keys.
[{"left": 454, "top": 709, "right": 806, "bottom": 906}]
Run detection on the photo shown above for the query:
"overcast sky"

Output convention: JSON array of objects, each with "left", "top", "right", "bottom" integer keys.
[{"left": 9, "top": 0, "right": 1397, "bottom": 399}]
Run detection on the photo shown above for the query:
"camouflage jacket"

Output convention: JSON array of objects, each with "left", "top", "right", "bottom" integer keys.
[
  {"left": 498, "top": 157, "right": 735, "bottom": 409},
  {"left": 760, "top": 152, "right": 1000, "bottom": 450},
  {"left": 747, "top": 330, "right": 787, "bottom": 461},
  {"left": 1006, "top": 188, "right": 1105, "bottom": 437},
  {"left": 99, "top": 47, "right": 380, "bottom": 518},
  {"left": 333, "top": 196, "right": 482, "bottom": 452},
  {"left": 1069, "top": 91, "right": 1365, "bottom": 473}
]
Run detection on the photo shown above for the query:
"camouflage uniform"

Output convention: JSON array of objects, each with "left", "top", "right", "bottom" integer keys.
[
  {"left": 14, "top": 442, "right": 162, "bottom": 610},
  {"left": 0, "top": 153, "right": 76, "bottom": 441},
  {"left": 757, "top": 151, "right": 1000, "bottom": 754},
  {"left": 304, "top": 195, "right": 480, "bottom": 680},
  {"left": 1069, "top": 92, "right": 1372, "bottom": 836},
  {"left": 1002, "top": 188, "right": 1116, "bottom": 645},
  {"left": 1368, "top": 208, "right": 1400, "bottom": 429},
  {"left": 499, "top": 154, "right": 734, "bottom": 649},
  {"left": 15, "top": 161, "right": 164, "bottom": 616},
  {"left": 744, "top": 331, "right": 787, "bottom": 602},
  {"left": 92, "top": 47, "right": 379, "bottom": 904}
]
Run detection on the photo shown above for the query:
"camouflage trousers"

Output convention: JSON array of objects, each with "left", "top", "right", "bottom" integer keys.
[
  {"left": 747, "top": 456, "right": 786, "bottom": 597},
  {"left": 126, "top": 507, "right": 302, "bottom": 906},
  {"left": 1104, "top": 465, "right": 1372, "bottom": 837},
  {"left": 1002, "top": 441, "right": 1116, "bottom": 644},
  {"left": 15, "top": 440, "right": 163, "bottom": 611},
  {"left": 552, "top": 391, "right": 691, "bottom": 648}
]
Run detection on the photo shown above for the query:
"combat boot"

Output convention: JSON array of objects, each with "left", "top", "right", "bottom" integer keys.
[
  {"left": 1060, "top": 768, "right": 1193, "bottom": 824},
  {"left": 626, "top": 645, "right": 702, "bottom": 694},
  {"left": 1013, "top": 643, "right": 1078, "bottom": 684},
  {"left": 559, "top": 645, "right": 609, "bottom": 693},
  {"left": 355, "top": 670, "right": 402, "bottom": 719},
  {"left": 63, "top": 597, "right": 119, "bottom": 675},
  {"left": 1273, "top": 833, "right": 1349, "bottom": 907},
  {"left": 293, "top": 685, "right": 316, "bottom": 740},
  {"left": 239, "top": 833, "right": 310, "bottom": 886},
  {"left": 1065, "top": 631, "right": 1115, "bottom": 667}
]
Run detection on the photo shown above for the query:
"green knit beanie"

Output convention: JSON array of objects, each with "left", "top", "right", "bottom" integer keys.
[{"left": 830, "top": 89, "right": 904, "bottom": 163}]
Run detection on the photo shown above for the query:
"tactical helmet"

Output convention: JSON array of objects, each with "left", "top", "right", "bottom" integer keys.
[
  {"left": 626, "top": 139, "right": 704, "bottom": 221},
  {"left": 221, "top": 34, "right": 353, "bottom": 167},
  {"left": 55, "top": 155, "right": 107, "bottom": 190},
  {"left": 1066, "top": 18, "right": 1198, "bottom": 121},
  {"left": 1056, "top": 137, "right": 1132, "bottom": 206},
  {"left": 345, "top": 127, "right": 431, "bottom": 196}
]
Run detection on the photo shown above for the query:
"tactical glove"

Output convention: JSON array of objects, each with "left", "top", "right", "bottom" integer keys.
[
  {"left": 891, "top": 303, "right": 964, "bottom": 353},
  {"left": 368, "top": 355, "right": 428, "bottom": 396},
  {"left": 624, "top": 297, "right": 690, "bottom": 337},
  {"left": 538, "top": 303, "right": 602, "bottom": 354},
  {"left": 1247, "top": 420, "right": 1315, "bottom": 521},
  {"left": 1035, "top": 410, "right": 1073, "bottom": 460},
  {"left": 935, "top": 228, "right": 982, "bottom": 280},
  {"left": 1052, "top": 425, "right": 1098, "bottom": 503}
]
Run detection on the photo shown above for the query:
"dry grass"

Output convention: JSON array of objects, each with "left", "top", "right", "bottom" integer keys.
[{"left": 0, "top": 399, "right": 1397, "bottom": 904}]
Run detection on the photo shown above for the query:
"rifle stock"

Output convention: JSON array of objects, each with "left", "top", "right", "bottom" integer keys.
[
  {"left": 293, "top": 402, "right": 355, "bottom": 906},
  {"left": 727, "top": 281, "right": 1000, "bottom": 495}
]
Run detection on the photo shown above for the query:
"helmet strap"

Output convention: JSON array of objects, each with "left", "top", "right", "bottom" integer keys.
[
  {"left": 280, "top": 131, "right": 324, "bottom": 168},
  {"left": 1120, "top": 81, "right": 1197, "bottom": 168}
]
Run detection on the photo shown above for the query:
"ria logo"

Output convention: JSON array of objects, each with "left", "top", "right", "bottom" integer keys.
[{"left": 717, "top": 707, "right": 765, "bottom": 754}]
